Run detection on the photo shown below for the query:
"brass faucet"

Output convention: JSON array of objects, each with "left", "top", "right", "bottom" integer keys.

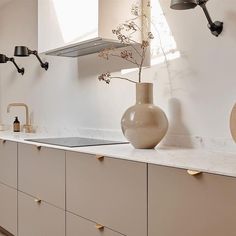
[{"left": 7, "top": 103, "right": 33, "bottom": 133}]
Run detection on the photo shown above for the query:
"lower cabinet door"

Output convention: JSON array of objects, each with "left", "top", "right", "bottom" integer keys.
[
  {"left": 0, "top": 140, "right": 17, "bottom": 188},
  {"left": 18, "top": 192, "right": 65, "bottom": 236},
  {"left": 66, "top": 212, "right": 124, "bottom": 236},
  {"left": 148, "top": 164, "right": 236, "bottom": 236},
  {"left": 0, "top": 183, "right": 17, "bottom": 235},
  {"left": 18, "top": 143, "right": 65, "bottom": 209},
  {"left": 66, "top": 152, "right": 147, "bottom": 236}
]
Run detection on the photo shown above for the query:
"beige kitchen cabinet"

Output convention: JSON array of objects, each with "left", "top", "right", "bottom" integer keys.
[
  {"left": 0, "top": 139, "right": 17, "bottom": 188},
  {"left": 66, "top": 152, "right": 147, "bottom": 236},
  {"left": 18, "top": 191, "right": 65, "bottom": 236},
  {"left": 0, "top": 183, "right": 17, "bottom": 236},
  {"left": 18, "top": 143, "right": 65, "bottom": 209},
  {"left": 66, "top": 212, "right": 124, "bottom": 236},
  {"left": 148, "top": 164, "right": 236, "bottom": 236}
]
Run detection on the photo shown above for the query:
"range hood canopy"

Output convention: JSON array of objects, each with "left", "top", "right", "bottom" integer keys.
[
  {"left": 45, "top": 37, "right": 125, "bottom": 58},
  {"left": 38, "top": 0, "right": 144, "bottom": 58}
]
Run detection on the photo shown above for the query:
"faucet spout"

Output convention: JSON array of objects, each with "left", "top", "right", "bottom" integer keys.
[{"left": 7, "top": 103, "right": 32, "bottom": 133}]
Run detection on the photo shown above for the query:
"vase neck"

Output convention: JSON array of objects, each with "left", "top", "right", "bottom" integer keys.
[{"left": 136, "top": 83, "right": 153, "bottom": 104}]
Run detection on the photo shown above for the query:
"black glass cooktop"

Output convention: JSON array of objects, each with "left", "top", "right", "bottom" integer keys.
[{"left": 26, "top": 137, "right": 129, "bottom": 148}]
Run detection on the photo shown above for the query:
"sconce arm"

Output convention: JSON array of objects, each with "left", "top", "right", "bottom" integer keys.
[
  {"left": 31, "top": 50, "right": 49, "bottom": 71},
  {"left": 198, "top": 1, "right": 223, "bottom": 37},
  {"left": 9, "top": 58, "right": 24, "bottom": 75}
]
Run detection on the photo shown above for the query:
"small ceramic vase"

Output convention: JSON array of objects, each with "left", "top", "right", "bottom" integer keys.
[{"left": 121, "top": 83, "right": 168, "bottom": 149}]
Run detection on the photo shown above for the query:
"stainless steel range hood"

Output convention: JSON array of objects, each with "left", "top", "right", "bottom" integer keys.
[
  {"left": 45, "top": 37, "right": 125, "bottom": 58},
  {"left": 38, "top": 0, "right": 143, "bottom": 58}
]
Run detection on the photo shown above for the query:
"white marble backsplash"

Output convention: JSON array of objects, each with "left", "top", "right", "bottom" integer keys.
[
  {"left": 3, "top": 124, "right": 235, "bottom": 154},
  {"left": 36, "top": 126, "right": 236, "bottom": 154},
  {"left": 163, "top": 134, "right": 236, "bottom": 153}
]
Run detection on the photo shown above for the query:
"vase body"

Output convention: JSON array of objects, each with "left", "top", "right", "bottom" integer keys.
[
  {"left": 230, "top": 103, "right": 236, "bottom": 143},
  {"left": 121, "top": 83, "right": 168, "bottom": 149}
]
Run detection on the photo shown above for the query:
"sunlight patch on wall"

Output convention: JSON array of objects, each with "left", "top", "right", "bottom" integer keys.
[
  {"left": 151, "top": 0, "right": 180, "bottom": 64},
  {"left": 122, "top": 0, "right": 180, "bottom": 75},
  {"left": 52, "top": 0, "right": 98, "bottom": 43}
]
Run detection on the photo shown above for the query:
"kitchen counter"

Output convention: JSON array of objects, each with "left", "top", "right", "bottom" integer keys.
[{"left": 0, "top": 131, "right": 236, "bottom": 178}]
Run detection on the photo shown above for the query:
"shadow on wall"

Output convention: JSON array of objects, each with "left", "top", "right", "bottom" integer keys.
[
  {"left": 39, "top": 0, "right": 65, "bottom": 51},
  {"left": 3, "top": 66, "right": 17, "bottom": 84},
  {"left": 75, "top": 0, "right": 183, "bottom": 81},
  {"left": 225, "top": 10, "right": 236, "bottom": 40},
  {"left": 165, "top": 97, "right": 193, "bottom": 147},
  {"left": 76, "top": 51, "right": 139, "bottom": 79}
]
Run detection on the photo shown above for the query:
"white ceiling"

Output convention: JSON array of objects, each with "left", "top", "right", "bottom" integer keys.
[{"left": 0, "top": 0, "right": 12, "bottom": 9}]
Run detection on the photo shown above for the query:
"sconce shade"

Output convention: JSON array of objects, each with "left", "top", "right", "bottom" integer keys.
[
  {"left": 0, "top": 54, "right": 8, "bottom": 63},
  {"left": 170, "top": 0, "right": 197, "bottom": 10},
  {"left": 14, "top": 45, "right": 49, "bottom": 70},
  {"left": 14, "top": 46, "right": 30, "bottom": 57}
]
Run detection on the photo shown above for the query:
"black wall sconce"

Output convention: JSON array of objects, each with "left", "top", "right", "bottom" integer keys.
[
  {"left": 14, "top": 46, "right": 49, "bottom": 70},
  {"left": 170, "top": 0, "right": 223, "bottom": 37},
  {"left": 0, "top": 54, "right": 24, "bottom": 75}
]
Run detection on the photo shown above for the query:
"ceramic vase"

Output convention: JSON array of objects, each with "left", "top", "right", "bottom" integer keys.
[
  {"left": 121, "top": 83, "right": 168, "bottom": 149},
  {"left": 230, "top": 104, "right": 236, "bottom": 142}
]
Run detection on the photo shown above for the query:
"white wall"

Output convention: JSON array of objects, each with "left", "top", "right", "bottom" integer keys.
[{"left": 0, "top": 0, "right": 235, "bottom": 151}]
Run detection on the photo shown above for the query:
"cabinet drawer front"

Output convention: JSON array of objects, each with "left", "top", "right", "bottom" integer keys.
[
  {"left": 0, "top": 183, "right": 17, "bottom": 235},
  {"left": 148, "top": 164, "right": 236, "bottom": 236},
  {"left": 18, "top": 192, "right": 65, "bottom": 236},
  {"left": 66, "top": 152, "right": 147, "bottom": 236},
  {"left": 0, "top": 140, "right": 17, "bottom": 188},
  {"left": 67, "top": 212, "right": 123, "bottom": 236},
  {"left": 18, "top": 143, "right": 65, "bottom": 209}
]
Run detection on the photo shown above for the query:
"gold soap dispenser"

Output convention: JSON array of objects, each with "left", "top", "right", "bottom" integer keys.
[{"left": 13, "top": 116, "right": 20, "bottom": 132}]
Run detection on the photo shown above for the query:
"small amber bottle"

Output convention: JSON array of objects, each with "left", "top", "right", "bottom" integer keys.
[{"left": 13, "top": 117, "right": 20, "bottom": 132}]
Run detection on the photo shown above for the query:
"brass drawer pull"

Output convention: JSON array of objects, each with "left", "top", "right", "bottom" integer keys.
[
  {"left": 187, "top": 170, "right": 202, "bottom": 176},
  {"left": 36, "top": 145, "right": 42, "bottom": 151},
  {"left": 96, "top": 155, "right": 104, "bottom": 161},
  {"left": 34, "top": 198, "right": 42, "bottom": 204},
  {"left": 95, "top": 224, "right": 104, "bottom": 230}
]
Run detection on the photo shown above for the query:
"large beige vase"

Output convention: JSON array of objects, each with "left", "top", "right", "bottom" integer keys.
[
  {"left": 121, "top": 83, "right": 168, "bottom": 149},
  {"left": 230, "top": 104, "right": 236, "bottom": 142}
]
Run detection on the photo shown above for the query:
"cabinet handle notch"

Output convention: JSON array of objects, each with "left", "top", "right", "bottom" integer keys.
[
  {"left": 187, "top": 170, "right": 202, "bottom": 176},
  {"left": 96, "top": 155, "right": 104, "bottom": 161},
  {"left": 95, "top": 224, "right": 104, "bottom": 230},
  {"left": 34, "top": 198, "right": 42, "bottom": 204}
]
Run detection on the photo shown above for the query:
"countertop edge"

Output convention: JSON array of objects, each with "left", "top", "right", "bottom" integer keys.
[{"left": 1, "top": 133, "right": 236, "bottom": 178}]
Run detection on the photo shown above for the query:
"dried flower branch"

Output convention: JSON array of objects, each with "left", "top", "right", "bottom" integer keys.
[
  {"left": 98, "top": 1, "right": 153, "bottom": 84},
  {"left": 98, "top": 72, "right": 136, "bottom": 84},
  {"left": 98, "top": 48, "right": 115, "bottom": 60},
  {"left": 131, "top": 3, "right": 142, "bottom": 17}
]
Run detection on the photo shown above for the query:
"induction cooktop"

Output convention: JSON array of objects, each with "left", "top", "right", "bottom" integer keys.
[{"left": 26, "top": 137, "right": 129, "bottom": 148}]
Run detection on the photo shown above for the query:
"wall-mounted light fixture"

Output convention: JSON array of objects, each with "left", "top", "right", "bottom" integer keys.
[
  {"left": 170, "top": 0, "right": 223, "bottom": 37},
  {"left": 14, "top": 46, "right": 49, "bottom": 70},
  {"left": 0, "top": 54, "right": 24, "bottom": 75}
]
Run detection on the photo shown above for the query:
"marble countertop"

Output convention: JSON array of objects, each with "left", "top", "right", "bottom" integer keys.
[{"left": 0, "top": 131, "right": 236, "bottom": 178}]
